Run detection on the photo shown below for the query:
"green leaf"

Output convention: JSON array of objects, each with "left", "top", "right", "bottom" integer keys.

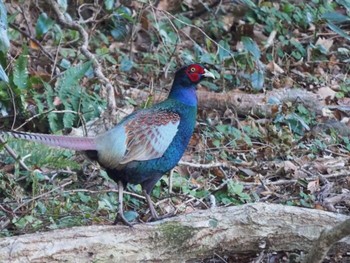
[
  {"left": 174, "top": 14, "right": 192, "bottom": 28},
  {"left": 47, "top": 112, "right": 59, "bottom": 132},
  {"left": 250, "top": 71, "right": 265, "bottom": 91},
  {"left": 99, "top": 170, "right": 113, "bottom": 182},
  {"left": 78, "top": 192, "right": 91, "bottom": 203},
  {"left": 290, "top": 39, "right": 306, "bottom": 55},
  {"left": 63, "top": 112, "right": 74, "bottom": 128},
  {"left": 212, "top": 139, "right": 221, "bottom": 148},
  {"left": 57, "top": 62, "right": 92, "bottom": 90},
  {"left": 217, "top": 40, "right": 231, "bottom": 62},
  {"left": 327, "top": 22, "right": 350, "bottom": 41},
  {"left": 282, "top": 3, "right": 295, "bottom": 14},
  {"left": 123, "top": 211, "right": 139, "bottom": 222},
  {"left": 109, "top": 7, "right": 132, "bottom": 41},
  {"left": 0, "top": 1, "right": 9, "bottom": 52},
  {"left": 57, "top": 0, "right": 67, "bottom": 12},
  {"left": 228, "top": 181, "right": 243, "bottom": 196},
  {"left": 45, "top": 61, "right": 104, "bottom": 131},
  {"left": 322, "top": 12, "right": 350, "bottom": 24},
  {"left": 13, "top": 46, "right": 29, "bottom": 89},
  {"left": 36, "top": 13, "right": 55, "bottom": 38},
  {"left": 104, "top": 0, "right": 114, "bottom": 10},
  {"left": 42, "top": 82, "right": 60, "bottom": 131},
  {"left": 114, "top": 6, "right": 133, "bottom": 22},
  {"left": 221, "top": 197, "right": 232, "bottom": 205},
  {"left": 33, "top": 170, "right": 46, "bottom": 181},
  {"left": 120, "top": 56, "right": 133, "bottom": 72},
  {"left": 0, "top": 64, "right": 8, "bottom": 82},
  {"left": 216, "top": 124, "right": 228, "bottom": 134},
  {"left": 110, "top": 27, "right": 129, "bottom": 41},
  {"left": 59, "top": 58, "right": 71, "bottom": 69},
  {"left": 337, "top": 0, "right": 350, "bottom": 11},
  {"left": 200, "top": 53, "right": 216, "bottom": 65},
  {"left": 57, "top": 63, "right": 91, "bottom": 129},
  {"left": 243, "top": 134, "right": 252, "bottom": 146},
  {"left": 287, "top": 113, "right": 310, "bottom": 131},
  {"left": 201, "top": 80, "right": 219, "bottom": 91},
  {"left": 242, "top": 37, "right": 261, "bottom": 59}
]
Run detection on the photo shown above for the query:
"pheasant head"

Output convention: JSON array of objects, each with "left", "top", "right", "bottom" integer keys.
[{"left": 169, "top": 64, "right": 215, "bottom": 106}]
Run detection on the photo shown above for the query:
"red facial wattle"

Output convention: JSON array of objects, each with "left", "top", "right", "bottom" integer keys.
[{"left": 185, "top": 64, "right": 205, "bottom": 83}]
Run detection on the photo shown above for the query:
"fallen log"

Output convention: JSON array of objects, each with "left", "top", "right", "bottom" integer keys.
[
  {"left": 0, "top": 203, "right": 349, "bottom": 262},
  {"left": 126, "top": 88, "right": 323, "bottom": 117}
]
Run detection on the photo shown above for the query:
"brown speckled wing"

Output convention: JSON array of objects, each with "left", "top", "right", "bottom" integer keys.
[{"left": 120, "top": 110, "right": 180, "bottom": 164}]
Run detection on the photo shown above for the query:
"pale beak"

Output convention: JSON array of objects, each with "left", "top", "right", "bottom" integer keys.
[{"left": 203, "top": 69, "right": 215, "bottom": 79}]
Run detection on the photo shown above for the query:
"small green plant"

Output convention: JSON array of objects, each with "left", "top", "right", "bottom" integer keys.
[{"left": 215, "top": 179, "right": 251, "bottom": 206}]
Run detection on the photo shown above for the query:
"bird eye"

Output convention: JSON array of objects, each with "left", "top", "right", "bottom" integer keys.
[{"left": 190, "top": 67, "right": 196, "bottom": 73}]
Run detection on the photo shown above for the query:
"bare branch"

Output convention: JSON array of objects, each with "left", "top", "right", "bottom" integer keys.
[
  {"left": 47, "top": 0, "right": 116, "bottom": 112},
  {"left": 0, "top": 136, "right": 30, "bottom": 171}
]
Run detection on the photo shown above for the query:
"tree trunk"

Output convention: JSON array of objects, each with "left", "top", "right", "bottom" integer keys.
[{"left": 1, "top": 203, "right": 349, "bottom": 262}]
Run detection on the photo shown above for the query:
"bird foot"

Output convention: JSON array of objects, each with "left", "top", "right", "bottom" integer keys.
[
  {"left": 147, "top": 211, "right": 175, "bottom": 222},
  {"left": 113, "top": 213, "right": 135, "bottom": 227}
]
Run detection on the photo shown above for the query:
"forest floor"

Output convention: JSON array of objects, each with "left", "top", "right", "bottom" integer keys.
[{"left": 0, "top": 0, "right": 350, "bottom": 262}]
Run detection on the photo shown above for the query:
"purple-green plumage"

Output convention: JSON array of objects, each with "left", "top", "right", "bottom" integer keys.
[{"left": 1, "top": 64, "right": 215, "bottom": 226}]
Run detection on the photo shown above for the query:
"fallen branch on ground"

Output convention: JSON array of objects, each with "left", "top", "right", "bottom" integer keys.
[
  {"left": 127, "top": 88, "right": 323, "bottom": 117},
  {"left": 0, "top": 203, "right": 349, "bottom": 262}
]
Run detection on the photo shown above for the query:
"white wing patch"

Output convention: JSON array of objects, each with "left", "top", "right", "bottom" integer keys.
[
  {"left": 96, "top": 125, "right": 128, "bottom": 169},
  {"left": 150, "top": 121, "right": 178, "bottom": 155}
]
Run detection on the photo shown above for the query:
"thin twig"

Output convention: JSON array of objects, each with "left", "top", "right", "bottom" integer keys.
[
  {"left": 0, "top": 136, "right": 30, "bottom": 171},
  {"left": 0, "top": 180, "right": 73, "bottom": 230},
  {"left": 178, "top": 161, "right": 229, "bottom": 169},
  {"left": 64, "top": 188, "right": 146, "bottom": 200},
  {"left": 157, "top": 8, "right": 236, "bottom": 65},
  {"left": 15, "top": 109, "right": 87, "bottom": 131},
  {"left": 47, "top": 0, "right": 116, "bottom": 112},
  {"left": 9, "top": 23, "right": 54, "bottom": 62}
]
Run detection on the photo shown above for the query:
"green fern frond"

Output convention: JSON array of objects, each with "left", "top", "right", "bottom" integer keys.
[{"left": 13, "top": 46, "right": 29, "bottom": 89}]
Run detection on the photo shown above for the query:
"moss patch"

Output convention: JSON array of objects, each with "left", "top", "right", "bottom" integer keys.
[{"left": 158, "top": 222, "right": 195, "bottom": 248}]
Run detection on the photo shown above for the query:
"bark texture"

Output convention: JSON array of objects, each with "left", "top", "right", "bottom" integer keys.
[
  {"left": 0, "top": 203, "right": 349, "bottom": 263},
  {"left": 127, "top": 88, "right": 323, "bottom": 117}
]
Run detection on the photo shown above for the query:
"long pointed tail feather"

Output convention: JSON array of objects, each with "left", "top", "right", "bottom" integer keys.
[{"left": 1, "top": 131, "right": 97, "bottom": 151}]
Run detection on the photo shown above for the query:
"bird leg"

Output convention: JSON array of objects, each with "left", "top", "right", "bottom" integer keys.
[
  {"left": 143, "top": 190, "right": 160, "bottom": 220},
  {"left": 143, "top": 190, "right": 175, "bottom": 221},
  {"left": 114, "top": 180, "right": 133, "bottom": 227},
  {"left": 141, "top": 175, "right": 174, "bottom": 221}
]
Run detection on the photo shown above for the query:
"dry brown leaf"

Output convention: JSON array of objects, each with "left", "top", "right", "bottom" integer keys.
[
  {"left": 314, "top": 203, "right": 325, "bottom": 210},
  {"left": 317, "top": 86, "right": 337, "bottom": 100},
  {"left": 29, "top": 40, "right": 40, "bottom": 50},
  {"left": 266, "top": 61, "right": 284, "bottom": 75},
  {"left": 260, "top": 191, "right": 274, "bottom": 196},
  {"left": 321, "top": 108, "right": 335, "bottom": 118},
  {"left": 307, "top": 179, "right": 320, "bottom": 194},
  {"left": 212, "top": 167, "right": 225, "bottom": 179},
  {"left": 283, "top": 161, "right": 297, "bottom": 173},
  {"left": 315, "top": 37, "right": 334, "bottom": 53},
  {"left": 238, "top": 167, "right": 256, "bottom": 177},
  {"left": 176, "top": 165, "right": 190, "bottom": 177},
  {"left": 294, "top": 170, "right": 307, "bottom": 178},
  {"left": 158, "top": 0, "right": 182, "bottom": 12},
  {"left": 53, "top": 96, "right": 61, "bottom": 106},
  {"left": 314, "top": 162, "right": 328, "bottom": 174},
  {"left": 338, "top": 97, "right": 350, "bottom": 106},
  {"left": 264, "top": 30, "right": 277, "bottom": 49}
]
